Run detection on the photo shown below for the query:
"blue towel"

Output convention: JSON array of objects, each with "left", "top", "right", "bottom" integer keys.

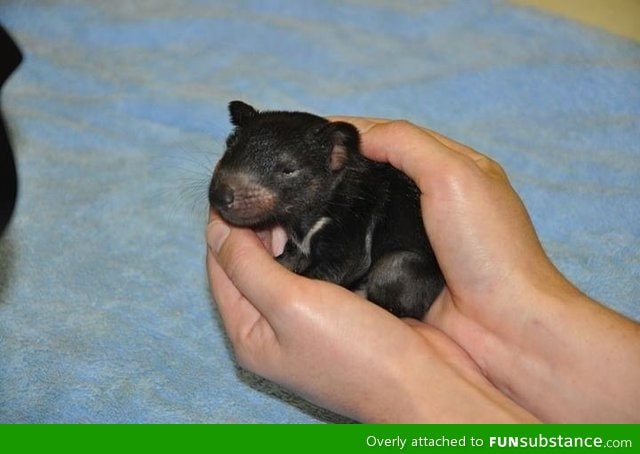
[{"left": 0, "top": 0, "right": 638, "bottom": 423}]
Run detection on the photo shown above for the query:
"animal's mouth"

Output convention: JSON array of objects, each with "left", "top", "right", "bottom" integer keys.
[
  {"left": 255, "top": 224, "right": 288, "bottom": 257},
  {"left": 216, "top": 204, "right": 275, "bottom": 228}
]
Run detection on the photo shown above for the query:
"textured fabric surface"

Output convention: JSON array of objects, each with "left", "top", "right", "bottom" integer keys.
[{"left": 0, "top": 0, "right": 638, "bottom": 423}]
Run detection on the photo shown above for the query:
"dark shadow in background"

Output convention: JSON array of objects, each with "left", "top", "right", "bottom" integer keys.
[
  {"left": 1, "top": 24, "right": 22, "bottom": 237},
  {"left": 0, "top": 24, "right": 22, "bottom": 300}
]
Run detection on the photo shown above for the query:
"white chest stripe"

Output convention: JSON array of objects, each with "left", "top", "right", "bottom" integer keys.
[{"left": 293, "top": 217, "right": 331, "bottom": 255}]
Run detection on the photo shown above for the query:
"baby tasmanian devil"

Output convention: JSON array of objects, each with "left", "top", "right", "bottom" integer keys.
[{"left": 209, "top": 101, "right": 444, "bottom": 318}]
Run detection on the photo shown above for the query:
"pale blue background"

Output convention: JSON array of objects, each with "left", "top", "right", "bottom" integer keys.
[{"left": 0, "top": 0, "right": 638, "bottom": 422}]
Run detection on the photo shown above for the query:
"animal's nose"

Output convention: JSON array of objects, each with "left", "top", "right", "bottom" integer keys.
[{"left": 210, "top": 183, "right": 235, "bottom": 209}]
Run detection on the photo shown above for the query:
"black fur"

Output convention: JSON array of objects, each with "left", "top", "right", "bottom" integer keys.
[{"left": 209, "top": 101, "right": 444, "bottom": 318}]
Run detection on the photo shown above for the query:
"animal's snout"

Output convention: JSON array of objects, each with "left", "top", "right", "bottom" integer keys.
[
  {"left": 208, "top": 172, "right": 277, "bottom": 226},
  {"left": 210, "top": 183, "right": 235, "bottom": 209}
]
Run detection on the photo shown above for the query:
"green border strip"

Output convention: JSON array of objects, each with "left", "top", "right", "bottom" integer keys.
[{"left": 1, "top": 424, "right": 637, "bottom": 453}]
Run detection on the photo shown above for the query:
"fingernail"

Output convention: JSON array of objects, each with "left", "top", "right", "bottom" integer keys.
[{"left": 207, "top": 220, "right": 230, "bottom": 254}]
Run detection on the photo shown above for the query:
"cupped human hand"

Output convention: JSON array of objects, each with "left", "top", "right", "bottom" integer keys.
[
  {"left": 206, "top": 210, "right": 537, "bottom": 423},
  {"left": 329, "top": 117, "right": 640, "bottom": 422},
  {"left": 327, "top": 117, "right": 558, "bottom": 328}
]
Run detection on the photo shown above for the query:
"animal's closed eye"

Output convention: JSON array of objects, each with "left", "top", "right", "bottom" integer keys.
[{"left": 277, "top": 163, "right": 299, "bottom": 176}]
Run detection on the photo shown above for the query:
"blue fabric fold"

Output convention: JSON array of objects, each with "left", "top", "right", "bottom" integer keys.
[{"left": 0, "top": 0, "right": 638, "bottom": 423}]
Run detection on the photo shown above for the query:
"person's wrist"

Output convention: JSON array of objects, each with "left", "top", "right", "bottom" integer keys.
[
  {"left": 469, "top": 269, "right": 600, "bottom": 421},
  {"left": 424, "top": 269, "right": 561, "bottom": 407},
  {"left": 372, "top": 335, "right": 538, "bottom": 423}
]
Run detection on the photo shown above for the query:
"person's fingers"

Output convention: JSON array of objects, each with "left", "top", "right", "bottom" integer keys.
[
  {"left": 210, "top": 209, "right": 288, "bottom": 257},
  {"left": 206, "top": 242, "right": 270, "bottom": 345},
  {"left": 326, "top": 115, "right": 388, "bottom": 131},
  {"left": 205, "top": 212, "right": 270, "bottom": 341},
  {"left": 327, "top": 116, "right": 480, "bottom": 158},
  {"left": 327, "top": 116, "right": 505, "bottom": 183},
  {"left": 361, "top": 120, "right": 476, "bottom": 195},
  {"left": 325, "top": 117, "right": 467, "bottom": 190},
  {"left": 206, "top": 217, "right": 305, "bottom": 318}
]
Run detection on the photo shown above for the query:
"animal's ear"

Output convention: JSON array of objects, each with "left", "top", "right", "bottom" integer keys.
[
  {"left": 323, "top": 122, "right": 360, "bottom": 171},
  {"left": 228, "top": 101, "right": 258, "bottom": 127}
]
